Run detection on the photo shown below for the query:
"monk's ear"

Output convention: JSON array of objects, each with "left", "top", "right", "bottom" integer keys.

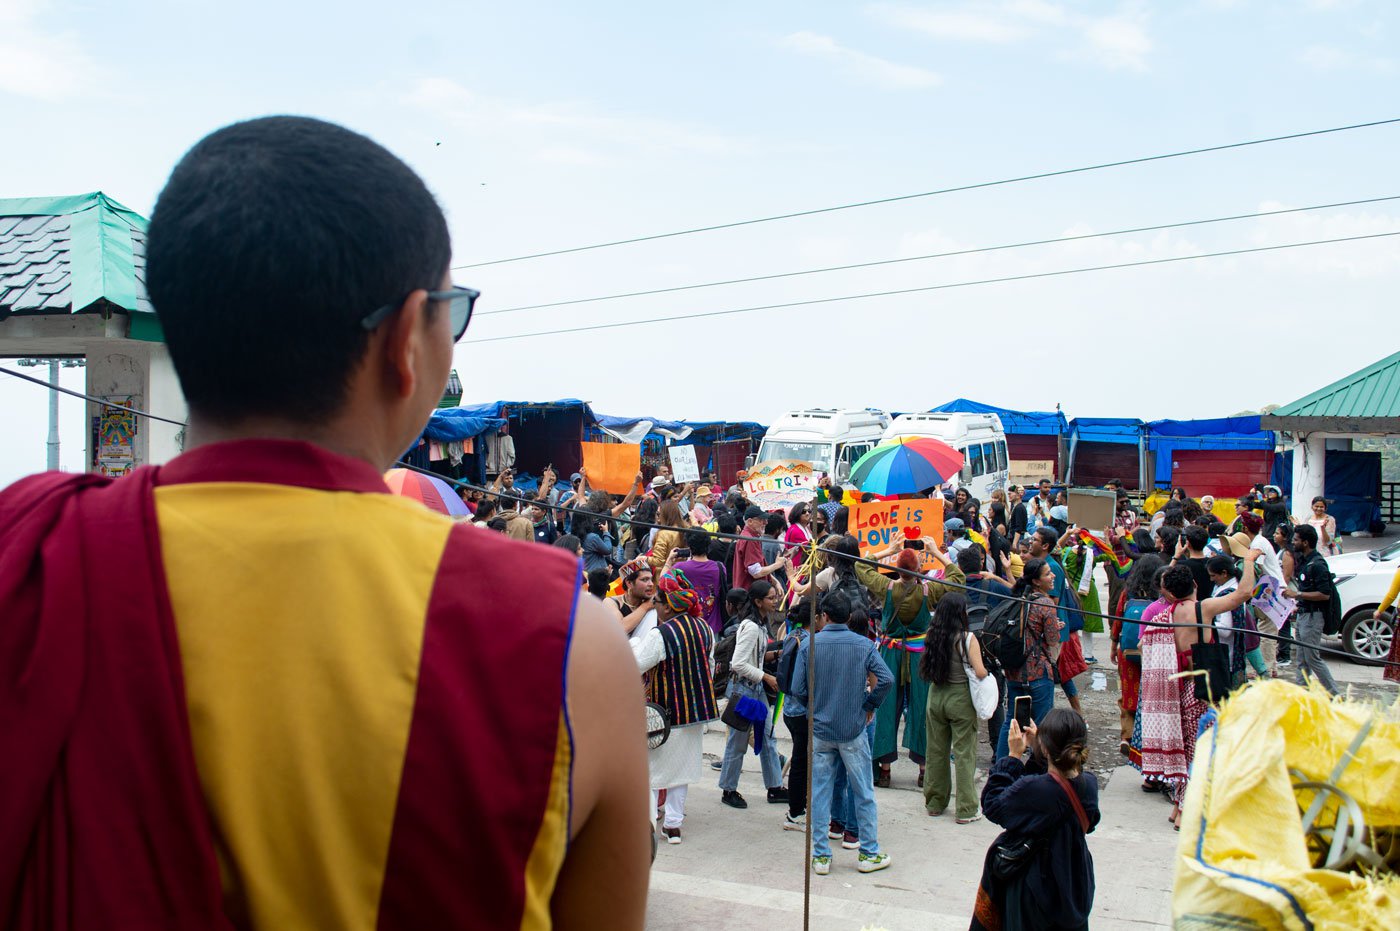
[{"left": 379, "top": 290, "right": 429, "bottom": 399}]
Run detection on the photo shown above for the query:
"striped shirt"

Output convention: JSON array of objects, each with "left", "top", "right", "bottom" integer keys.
[{"left": 790, "top": 623, "right": 893, "bottom": 742}]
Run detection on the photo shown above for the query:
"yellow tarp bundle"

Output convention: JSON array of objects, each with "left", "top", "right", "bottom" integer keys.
[
  {"left": 1142, "top": 492, "right": 1241, "bottom": 526},
  {"left": 1174, "top": 680, "right": 1400, "bottom": 929}
]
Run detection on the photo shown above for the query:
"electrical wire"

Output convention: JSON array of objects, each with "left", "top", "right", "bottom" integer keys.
[
  {"left": 479, "top": 195, "right": 1400, "bottom": 316},
  {"left": 4, "top": 366, "right": 1396, "bottom": 669},
  {"left": 463, "top": 230, "right": 1400, "bottom": 344},
  {"left": 451, "top": 116, "right": 1400, "bottom": 269},
  {"left": 0, "top": 363, "right": 187, "bottom": 427}
]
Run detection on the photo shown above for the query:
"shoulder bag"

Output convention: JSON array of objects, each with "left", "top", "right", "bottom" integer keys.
[
  {"left": 965, "top": 632, "right": 999, "bottom": 721},
  {"left": 990, "top": 770, "right": 1090, "bottom": 882},
  {"left": 1190, "top": 602, "right": 1233, "bottom": 704}
]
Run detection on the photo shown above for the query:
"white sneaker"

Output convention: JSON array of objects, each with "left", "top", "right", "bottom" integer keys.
[
  {"left": 857, "top": 851, "right": 892, "bottom": 873},
  {"left": 782, "top": 812, "right": 806, "bottom": 831},
  {"left": 811, "top": 855, "right": 831, "bottom": 875}
]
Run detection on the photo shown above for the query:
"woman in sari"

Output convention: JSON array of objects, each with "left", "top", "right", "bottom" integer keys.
[{"left": 1133, "top": 554, "right": 1258, "bottom": 827}]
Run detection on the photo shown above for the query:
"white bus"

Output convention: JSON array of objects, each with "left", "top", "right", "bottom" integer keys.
[
  {"left": 752, "top": 409, "right": 890, "bottom": 482},
  {"left": 882, "top": 412, "right": 1009, "bottom": 501}
]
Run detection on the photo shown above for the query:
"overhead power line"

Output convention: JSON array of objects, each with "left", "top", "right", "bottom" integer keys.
[
  {"left": 479, "top": 195, "right": 1400, "bottom": 316},
  {"left": 451, "top": 116, "right": 1400, "bottom": 269},
  {"left": 463, "top": 230, "right": 1400, "bottom": 344},
  {"left": 3, "top": 366, "right": 1394, "bottom": 668}
]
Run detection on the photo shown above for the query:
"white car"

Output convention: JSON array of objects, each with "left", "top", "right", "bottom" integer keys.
[{"left": 1326, "top": 540, "right": 1399, "bottom": 665}]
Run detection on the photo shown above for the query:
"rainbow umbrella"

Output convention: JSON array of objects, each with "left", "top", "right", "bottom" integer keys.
[
  {"left": 384, "top": 468, "right": 471, "bottom": 516},
  {"left": 849, "top": 436, "right": 964, "bottom": 497}
]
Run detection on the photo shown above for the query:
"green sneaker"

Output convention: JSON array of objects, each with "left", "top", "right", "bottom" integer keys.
[
  {"left": 811, "top": 855, "right": 831, "bottom": 876},
  {"left": 857, "top": 851, "right": 892, "bottom": 873}
]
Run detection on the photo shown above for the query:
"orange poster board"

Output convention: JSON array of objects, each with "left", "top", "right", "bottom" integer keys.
[
  {"left": 580, "top": 441, "right": 642, "bottom": 495},
  {"left": 849, "top": 497, "right": 945, "bottom": 572}
]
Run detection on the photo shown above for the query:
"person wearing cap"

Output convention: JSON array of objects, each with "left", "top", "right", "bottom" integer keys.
[
  {"left": 690, "top": 485, "right": 717, "bottom": 526},
  {"left": 633, "top": 568, "right": 720, "bottom": 844},
  {"left": 1260, "top": 486, "right": 1292, "bottom": 542},
  {"left": 732, "top": 505, "right": 790, "bottom": 591},
  {"left": 648, "top": 475, "right": 671, "bottom": 499},
  {"left": 945, "top": 517, "right": 973, "bottom": 559}
]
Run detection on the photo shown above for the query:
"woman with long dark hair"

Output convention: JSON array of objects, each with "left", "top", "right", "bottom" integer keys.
[
  {"left": 1111, "top": 554, "right": 1163, "bottom": 754},
  {"left": 716, "top": 579, "right": 788, "bottom": 808},
  {"left": 919, "top": 594, "right": 989, "bottom": 822}
]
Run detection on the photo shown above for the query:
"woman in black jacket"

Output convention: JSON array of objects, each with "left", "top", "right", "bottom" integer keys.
[{"left": 971, "top": 708, "right": 1100, "bottom": 931}]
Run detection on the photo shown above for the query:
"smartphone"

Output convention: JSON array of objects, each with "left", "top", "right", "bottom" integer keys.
[
  {"left": 1013, "top": 695, "right": 1032, "bottom": 730},
  {"left": 674, "top": 548, "right": 691, "bottom": 560},
  {"left": 902, "top": 539, "right": 925, "bottom": 551}
]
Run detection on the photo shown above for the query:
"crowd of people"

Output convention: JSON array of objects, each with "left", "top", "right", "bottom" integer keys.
[{"left": 459, "top": 460, "right": 1363, "bottom": 921}]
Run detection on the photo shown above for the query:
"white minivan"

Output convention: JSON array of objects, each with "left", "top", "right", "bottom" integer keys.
[
  {"left": 882, "top": 412, "right": 1009, "bottom": 501},
  {"left": 752, "top": 408, "right": 890, "bottom": 482}
]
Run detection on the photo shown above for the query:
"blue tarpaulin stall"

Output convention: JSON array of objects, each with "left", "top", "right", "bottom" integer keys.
[
  {"left": 929, "top": 399, "right": 1069, "bottom": 477},
  {"left": 1067, "top": 418, "right": 1145, "bottom": 489},
  {"left": 1144, "top": 417, "right": 1276, "bottom": 494}
]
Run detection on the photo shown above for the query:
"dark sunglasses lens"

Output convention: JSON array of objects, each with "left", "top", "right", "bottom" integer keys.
[{"left": 450, "top": 292, "right": 476, "bottom": 340}]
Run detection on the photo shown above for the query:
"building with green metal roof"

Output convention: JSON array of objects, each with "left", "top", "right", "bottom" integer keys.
[
  {"left": 0, "top": 192, "right": 183, "bottom": 472},
  {"left": 1262, "top": 351, "right": 1400, "bottom": 521}
]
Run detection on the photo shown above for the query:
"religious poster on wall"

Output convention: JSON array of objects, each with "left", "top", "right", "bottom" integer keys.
[
  {"left": 96, "top": 397, "right": 137, "bottom": 476},
  {"left": 743, "top": 460, "right": 817, "bottom": 511}
]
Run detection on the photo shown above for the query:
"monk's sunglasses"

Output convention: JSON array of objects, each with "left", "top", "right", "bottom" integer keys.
[{"left": 360, "top": 286, "right": 480, "bottom": 342}]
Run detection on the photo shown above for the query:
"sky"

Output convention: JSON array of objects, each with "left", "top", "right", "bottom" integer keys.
[{"left": 2, "top": 0, "right": 1399, "bottom": 482}]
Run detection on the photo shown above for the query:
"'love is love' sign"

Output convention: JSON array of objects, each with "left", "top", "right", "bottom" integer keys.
[{"left": 850, "top": 498, "right": 945, "bottom": 571}]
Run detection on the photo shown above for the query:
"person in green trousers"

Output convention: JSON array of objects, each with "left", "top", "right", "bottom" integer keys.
[
  {"left": 920, "top": 593, "right": 989, "bottom": 822},
  {"left": 855, "top": 539, "right": 964, "bottom": 788}
]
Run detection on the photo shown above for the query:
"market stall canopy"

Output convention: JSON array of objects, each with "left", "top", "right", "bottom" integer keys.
[
  {"left": 422, "top": 408, "right": 507, "bottom": 442},
  {"left": 929, "top": 398, "right": 1068, "bottom": 436},
  {"left": 1144, "top": 417, "right": 1275, "bottom": 493},
  {"left": 0, "top": 191, "right": 163, "bottom": 341},
  {"left": 592, "top": 412, "right": 693, "bottom": 443}
]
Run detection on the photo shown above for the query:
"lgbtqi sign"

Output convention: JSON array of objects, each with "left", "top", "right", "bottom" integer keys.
[
  {"left": 1250, "top": 574, "right": 1297, "bottom": 632},
  {"left": 850, "top": 497, "right": 945, "bottom": 572},
  {"left": 743, "top": 460, "right": 818, "bottom": 511}
]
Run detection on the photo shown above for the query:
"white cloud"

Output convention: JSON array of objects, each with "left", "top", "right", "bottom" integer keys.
[
  {"left": 0, "top": 0, "right": 102, "bottom": 100},
  {"left": 1299, "top": 44, "right": 1395, "bottom": 73},
  {"left": 779, "top": 30, "right": 943, "bottom": 89},
  {"left": 405, "top": 77, "right": 751, "bottom": 159},
  {"left": 873, "top": 2, "right": 1153, "bottom": 71},
  {"left": 1079, "top": 10, "right": 1153, "bottom": 71}
]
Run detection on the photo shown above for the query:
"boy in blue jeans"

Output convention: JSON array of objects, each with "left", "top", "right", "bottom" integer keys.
[{"left": 791, "top": 592, "right": 894, "bottom": 875}]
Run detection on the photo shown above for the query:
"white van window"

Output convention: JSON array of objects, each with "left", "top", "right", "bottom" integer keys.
[
  {"left": 997, "top": 441, "right": 1008, "bottom": 471},
  {"left": 968, "top": 444, "right": 985, "bottom": 477},
  {"left": 760, "top": 441, "right": 833, "bottom": 469},
  {"left": 981, "top": 443, "right": 997, "bottom": 474}
]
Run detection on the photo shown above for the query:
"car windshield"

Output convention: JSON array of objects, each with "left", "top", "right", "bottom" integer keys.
[
  {"left": 758, "top": 441, "right": 833, "bottom": 469},
  {"left": 1369, "top": 540, "right": 1400, "bottom": 561}
]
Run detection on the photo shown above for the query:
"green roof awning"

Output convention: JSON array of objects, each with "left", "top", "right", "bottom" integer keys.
[{"left": 1262, "top": 351, "right": 1400, "bottom": 433}]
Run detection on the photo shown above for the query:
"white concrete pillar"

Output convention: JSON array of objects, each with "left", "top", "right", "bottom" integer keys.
[
  {"left": 145, "top": 344, "right": 187, "bottom": 464},
  {"left": 1291, "top": 433, "right": 1327, "bottom": 522}
]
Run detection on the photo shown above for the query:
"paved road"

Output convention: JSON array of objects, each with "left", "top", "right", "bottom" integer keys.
[{"left": 644, "top": 663, "right": 1393, "bottom": 930}]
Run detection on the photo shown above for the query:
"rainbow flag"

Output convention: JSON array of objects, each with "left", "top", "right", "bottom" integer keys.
[{"left": 1077, "top": 528, "right": 1131, "bottom": 572}]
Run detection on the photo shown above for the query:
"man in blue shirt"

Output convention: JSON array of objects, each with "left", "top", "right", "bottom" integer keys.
[{"left": 791, "top": 591, "right": 894, "bottom": 876}]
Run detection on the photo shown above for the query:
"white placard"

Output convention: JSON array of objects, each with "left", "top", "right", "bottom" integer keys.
[{"left": 668, "top": 445, "right": 700, "bottom": 483}]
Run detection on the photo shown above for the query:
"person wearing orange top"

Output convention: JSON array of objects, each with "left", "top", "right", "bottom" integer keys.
[{"left": 0, "top": 116, "right": 649, "bottom": 929}]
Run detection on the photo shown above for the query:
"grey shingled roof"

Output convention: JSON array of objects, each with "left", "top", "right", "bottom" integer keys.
[{"left": 0, "top": 192, "right": 150, "bottom": 317}]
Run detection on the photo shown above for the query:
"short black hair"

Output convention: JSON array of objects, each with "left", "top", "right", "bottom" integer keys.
[
  {"left": 1184, "top": 525, "right": 1208, "bottom": 552},
  {"left": 1293, "top": 524, "right": 1319, "bottom": 549},
  {"left": 1034, "top": 526, "right": 1058, "bottom": 550},
  {"left": 586, "top": 568, "right": 611, "bottom": 598},
  {"left": 554, "top": 534, "right": 581, "bottom": 552},
  {"left": 685, "top": 528, "right": 711, "bottom": 557},
  {"left": 956, "top": 546, "right": 983, "bottom": 575},
  {"left": 147, "top": 116, "right": 451, "bottom": 423},
  {"left": 1162, "top": 563, "right": 1196, "bottom": 599},
  {"left": 819, "top": 591, "right": 851, "bottom": 624}
]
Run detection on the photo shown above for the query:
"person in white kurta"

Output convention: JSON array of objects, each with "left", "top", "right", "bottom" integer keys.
[{"left": 634, "top": 570, "right": 719, "bottom": 844}]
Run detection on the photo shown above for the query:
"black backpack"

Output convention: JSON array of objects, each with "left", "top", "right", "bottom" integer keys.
[
  {"left": 712, "top": 621, "right": 740, "bottom": 695},
  {"left": 981, "top": 595, "right": 1029, "bottom": 674},
  {"left": 775, "top": 631, "right": 804, "bottom": 695}
]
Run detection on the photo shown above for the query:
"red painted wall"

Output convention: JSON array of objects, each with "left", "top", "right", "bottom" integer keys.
[
  {"left": 1007, "top": 434, "right": 1060, "bottom": 477},
  {"left": 1167, "top": 449, "right": 1273, "bottom": 498}
]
